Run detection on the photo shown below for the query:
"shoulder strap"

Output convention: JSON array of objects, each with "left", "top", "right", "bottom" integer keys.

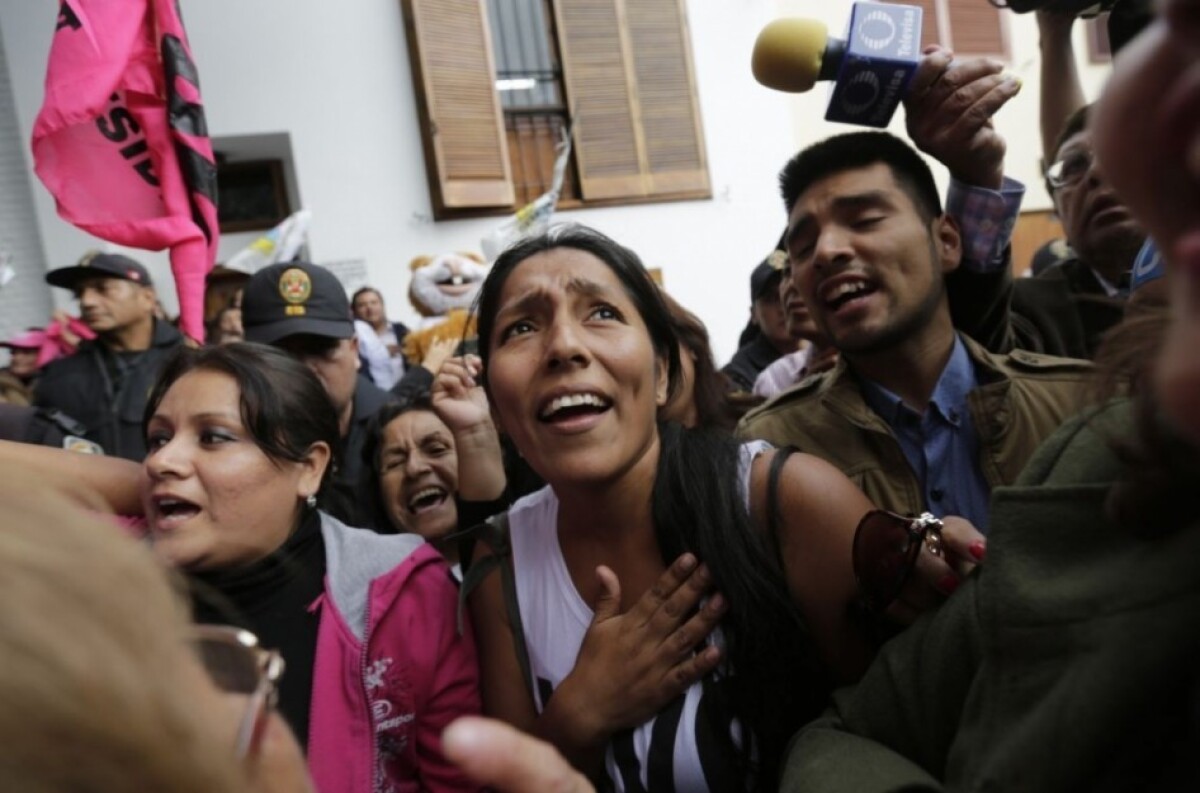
[
  {"left": 767, "top": 445, "right": 798, "bottom": 536},
  {"left": 456, "top": 512, "right": 536, "bottom": 703},
  {"left": 765, "top": 445, "right": 799, "bottom": 564}
]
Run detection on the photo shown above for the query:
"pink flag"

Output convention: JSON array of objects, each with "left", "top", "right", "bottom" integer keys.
[
  {"left": 39, "top": 315, "right": 98, "bottom": 367},
  {"left": 32, "top": 0, "right": 219, "bottom": 342}
]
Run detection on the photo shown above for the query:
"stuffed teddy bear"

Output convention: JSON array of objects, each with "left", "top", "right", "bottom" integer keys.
[{"left": 403, "top": 251, "right": 489, "bottom": 363}]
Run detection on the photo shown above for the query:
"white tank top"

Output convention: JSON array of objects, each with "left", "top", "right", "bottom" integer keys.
[{"left": 507, "top": 441, "right": 771, "bottom": 793}]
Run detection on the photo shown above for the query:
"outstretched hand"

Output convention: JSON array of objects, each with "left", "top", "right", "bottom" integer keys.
[
  {"left": 553, "top": 553, "right": 726, "bottom": 746},
  {"left": 904, "top": 45, "right": 1021, "bottom": 189}
]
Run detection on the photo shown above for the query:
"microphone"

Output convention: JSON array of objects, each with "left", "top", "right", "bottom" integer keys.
[{"left": 752, "top": 3, "right": 924, "bottom": 128}]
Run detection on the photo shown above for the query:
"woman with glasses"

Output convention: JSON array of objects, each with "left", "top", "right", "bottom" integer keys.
[
  {"left": 0, "top": 468, "right": 313, "bottom": 793},
  {"left": 139, "top": 343, "right": 481, "bottom": 793},
  {"left": 444, "top": 226, "right": 976, "bottom": 792}
]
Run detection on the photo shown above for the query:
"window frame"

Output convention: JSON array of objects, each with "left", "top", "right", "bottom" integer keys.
[
  {"left": 401, "top": 0, "right": 712, "bottom": 221},
  {"left": 897, "top": 0, "right": 1011, "bottom": 59}
]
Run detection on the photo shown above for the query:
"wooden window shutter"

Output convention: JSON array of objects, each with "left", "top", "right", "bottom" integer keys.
[
  {"left": 888, "top": 0, "right": 1006, "bottom": 56},
  {"left": 554, "top": 0, "right": 643, "bottom": 200},
  {"left": 626, "top": 0, "right": 709, "bottom": 196},
  {"left": 553, "top": 0, "right": 709, "bottom": 200},
  {"left": 945, "top": 0, "right": 1007, "bottom": 57},
  {"left": 402, "top": 0, "right": 515, "bottom": 214}
]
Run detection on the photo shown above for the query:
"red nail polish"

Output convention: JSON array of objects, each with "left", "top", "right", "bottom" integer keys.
[
  {"left": 938, "top": 574, "right": 960, "bottom": 595},
  {"left": 969, "top": 541, "right": 987, "bottom": 562}
]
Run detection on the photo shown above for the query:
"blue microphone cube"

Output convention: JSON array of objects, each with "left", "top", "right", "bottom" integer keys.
[{"left": 826, "top": 2, "right": 922, "bottom": 127}]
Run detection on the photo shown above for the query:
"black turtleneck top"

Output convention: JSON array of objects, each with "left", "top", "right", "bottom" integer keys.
[{"left": 189, "top": 509, "right": 326, "bottom": 749}]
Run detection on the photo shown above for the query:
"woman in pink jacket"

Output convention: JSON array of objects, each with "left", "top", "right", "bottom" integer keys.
[{"left": 140, "top": 342, "right": 481, "bottom": 793}]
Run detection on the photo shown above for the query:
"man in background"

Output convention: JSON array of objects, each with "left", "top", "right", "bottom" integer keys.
[
  {"left": 1016, "top": 106, "right": 1144, "bottom": 358},
  {"left": 35, "top": 252, "right": 183, "bottom": 459},
  {"left": 722, "top": 253, "right": 798, "bottom": 393},
  {"left": 352, "top": 286, "right": 409, "bottom": 390}
]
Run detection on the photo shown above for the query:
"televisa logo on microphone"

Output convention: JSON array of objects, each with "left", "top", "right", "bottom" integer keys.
[{"left": 827, "top": 2, "right": 922, "bottom": 127}]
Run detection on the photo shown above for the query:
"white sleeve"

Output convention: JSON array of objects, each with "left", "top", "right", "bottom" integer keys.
[{"left": 354, "top": 320, "right": 393, "bottom": 388}]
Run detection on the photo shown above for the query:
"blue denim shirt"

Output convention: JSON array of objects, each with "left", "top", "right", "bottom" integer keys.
[{"left": 859, "top": 334, "right": 992, "bottom": 532}]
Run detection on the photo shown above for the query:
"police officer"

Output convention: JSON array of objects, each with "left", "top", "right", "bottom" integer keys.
[
  {"left": 241, "top": 261, "right": 389, "bottom": 526},
  {"left": 35, "top": 252, "right": 184, "bottom": 460}
]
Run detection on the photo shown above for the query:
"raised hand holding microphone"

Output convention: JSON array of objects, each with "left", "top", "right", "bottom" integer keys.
[
  {"left": 752, "top": 1, "right": 1020, "bottom": 154},
  {"left": 903, "top": 45, "right": 1021, "bottom": 189}
]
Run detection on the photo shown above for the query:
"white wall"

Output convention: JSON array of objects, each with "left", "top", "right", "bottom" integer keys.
[
  {"left": 1, "top": 0, "right": 802, "bottom": 362},
  {"left": 0, "top": 12, "right": 51, "bottom": 358},
  {"left": 1, "top": 0, "right": 99, "bottom": 320},
  {"left": 777, "top": 0, "right": 1113, "bottom": 210}
]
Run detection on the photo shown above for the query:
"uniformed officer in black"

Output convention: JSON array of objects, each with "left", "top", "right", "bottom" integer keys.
[
  {"left": 35, "top": 252, "right": 184, "bottom": 460},
  {"left": 241, "top": 261, "right": 389, "bottom": 527}
]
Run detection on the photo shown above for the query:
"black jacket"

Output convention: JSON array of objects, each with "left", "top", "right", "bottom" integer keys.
[
  {"left": 33, "top": 320, "right": 184, "bottom": 460},
  {"left": 1014, "top": 258, "right": 1125, "bottom": 359},
  {"left": 721, "top": 334, "right": 784, "bottom": 393},
  {"left": 324, "top": 375, "right": 391, "bottom": 528},
  {"left": 947, "top": 256, "right": 1124, "bottom": 360},
  {"left": 341, "top": 374, "right": 390, "bottom": 493},
  {"left": 0, "top": 403, "right": 89, "bottom": 448}
]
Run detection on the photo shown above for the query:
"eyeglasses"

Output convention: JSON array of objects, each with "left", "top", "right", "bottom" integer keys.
[
  {"left": 852, "top": 510, "right": 944, "bottom": 612},
  {"left": 1045, "top": 149, "right": 1093, "bottom": 190},
  {"left": 191, "top": 626, "right": 285, "bottom": 758}
]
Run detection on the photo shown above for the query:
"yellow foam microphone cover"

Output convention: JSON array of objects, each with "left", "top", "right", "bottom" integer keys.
[{"left": 751, "top": 18, "right": 830, "bottom": 93}]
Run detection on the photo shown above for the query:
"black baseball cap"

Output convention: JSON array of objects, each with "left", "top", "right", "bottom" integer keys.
[
  {"left": 242, "top": 261, "right": 354, "bottom": 345},
  {"left": 750, "top": 251, "right": 787, "bottom": 302},
  {"left": 45, "top": 252, "right": 153, "bottom": 290}
]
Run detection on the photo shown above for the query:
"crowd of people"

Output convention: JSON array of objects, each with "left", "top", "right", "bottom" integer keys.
[{"left": 1, "top": 0, "right": 1198, "bottom": 790}]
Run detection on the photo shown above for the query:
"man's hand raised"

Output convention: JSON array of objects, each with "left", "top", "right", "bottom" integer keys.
[{"left": 904, "top": 45, "right": 1021, "bottom": 190}]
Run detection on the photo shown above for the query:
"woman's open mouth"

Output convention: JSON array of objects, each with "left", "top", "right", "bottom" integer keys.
[
  {"left": 537, "top": 392, "right": 613, "bottom": 432},
  {"left": 407, "top": 486, "right": 449, "bottom": 515},
  {"left": 151, "top": 496, "right": 201, "bottom": 530},
  {"left": 542, "top": 391, "right": 614, "bottom": 419}
]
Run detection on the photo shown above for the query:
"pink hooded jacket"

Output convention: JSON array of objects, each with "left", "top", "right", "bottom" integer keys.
[{"left": 307, "top": 513, "right": 481, "bottom": 793}]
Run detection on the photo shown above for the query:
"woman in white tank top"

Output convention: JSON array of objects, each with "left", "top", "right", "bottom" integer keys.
[{"left": 436, "top": 226, "right": 963, "bottom": 792}]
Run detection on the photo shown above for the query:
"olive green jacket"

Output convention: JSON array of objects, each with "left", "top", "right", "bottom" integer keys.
[
  {"left": 780, "top": 401, "right": 1200, "bottom": 792},
  {"left": 736, "top": 334, "right": 1092, "bottom": 517}
]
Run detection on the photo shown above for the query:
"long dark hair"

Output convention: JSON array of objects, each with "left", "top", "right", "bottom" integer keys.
[
  {"left": 143, "top": 343, "right": 342, "bottom": 500},
  {"left": 475, "top": 226, "right": 823, "bottom": 788},
  {"left": 661, "top": 291, "right": 740, "bottom": 430}
]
